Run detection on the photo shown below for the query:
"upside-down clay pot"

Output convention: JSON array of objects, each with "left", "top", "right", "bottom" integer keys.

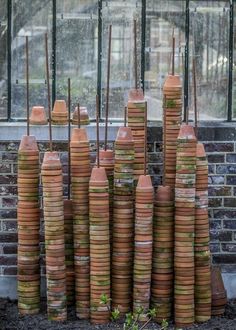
[
  {"left": 89, "top": 167, "right": 110, "bottom": 324},
  {"left": 29, "top": 106, "right": 48, "bottom": 125},
  {"left": 70, "top": 127, "right": 91, "bottom": 319},
  {"left": 52, "top": 100, "right": 68, "bottom": 125},
  {"left": 17, "top": 134, "right": 40, "bottom": 315},
  {"left": 72, "top": 106, "right": 90, "bottom": 126},
  {"left": 211, "top": 266, "right": 227, "bottom": 316},
  {"left": 41, "top": 151, "right": 67, "bottom": 321}
]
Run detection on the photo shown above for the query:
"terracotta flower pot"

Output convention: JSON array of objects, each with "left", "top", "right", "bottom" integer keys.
[
  {"left": 29, "top": 106, "right": 48, "bottom": 125},
  {"left": 72, "top": 106, "right": 90, "bottom": 125},
  {"left": 52, "top": 100, "right": 68, "bottom": 125}
]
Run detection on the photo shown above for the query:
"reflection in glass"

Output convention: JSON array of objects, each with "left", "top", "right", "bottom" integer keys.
[
  {"left": 0, "top": 0, "right": 8, "bottom": 119},
  {"left": 56, "top": 0, "right": 98, "bottom": 119},
  {"left": 11, "top": 0, "right": 52, "bottom": 119}
]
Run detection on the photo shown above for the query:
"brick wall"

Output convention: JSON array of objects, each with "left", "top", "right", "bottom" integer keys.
[{"left": 0, "top": 125, "right": 236, "bottom": 296}]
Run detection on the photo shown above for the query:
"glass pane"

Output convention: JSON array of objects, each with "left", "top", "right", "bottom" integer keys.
[
  {"left": 0, "top": 0, "right": 8, "bottom": 119},
  {"left": 101, "top": 0, "right": 142, "bottom": 120},
  {"left": 189, "top": 0, "right": 230, "bottom": 121},
  {"left": 233, "top": 4, "right": 236, "bottom": 119},
  {"left": 56, "top": 0, "right": 98, "bottom": 119},
  {"left": 145, "top": 0, "right": 186, "bottom": 121},
  {"left": 11, "top": 0, "right": 52, "bottom": 119}
]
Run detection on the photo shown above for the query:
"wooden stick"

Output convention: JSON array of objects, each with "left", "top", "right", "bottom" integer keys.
[
  {"left": 96, "top": 94, "right": 100, "bottom": 168},
  {"left": 134, "top": 19, "right": 138, "bottom": 89},
  {"left": 144, "top": 102, "right": 147, "bottom": 176},
  {"left": 105, "top": 24, "right": 112, "bottom": 151},
  {"left": 163, "top": 96, "right": 166, "bottom": 186},
  {"left": 172, "top": 29, "right": 175, "bottom": 76},
  {"left": 45, "top": 33, "right": 52, "bottom": 152},
  {"left": 192, "top": 58, "right": 198, "bottom": 138},
  {"left": 124, "top": 106, "right": 127, "bottom": 127},
  {"left": 25, "top": 36, "right": 30, "bottom": 136},
  {"left": 68, "top": 78, "right": 71, "bottom": 200},
  {"left": 77, "top": 103, "right": 80, "bottom": 129}
]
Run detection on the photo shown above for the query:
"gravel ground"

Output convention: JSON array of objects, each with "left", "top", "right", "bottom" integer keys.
[{"left": 0, "top": 299, "right": 236, "bottom": 330}]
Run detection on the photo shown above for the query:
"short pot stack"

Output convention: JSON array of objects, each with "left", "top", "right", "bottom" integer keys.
[
  {"left": 211, "top": 266, "right": 227, "bottom": 316},
  {"left": 64, "top": 200, "right": 75, "bottom": 305},
  {"left": 133, "top": 175, "right": 153, "bottom": 320},
  {"left": 174, "top": 124, "right": 197, "bottom": 328},
  {"left": 127, "top": 89, "right": 146, "bottom": 185},
  {"left": 70, "top": 128, "right": 91, "bottom": 319},
  {"left": 195, "top": 143, "right": 211, "bottom": 322},
  {"left": 52, "top": 100, "right": 68, "bottom": 125},
  {"left": 29, "top": 106, "right": 48, "bottom": 125},
  {"left": 17, "top": 135, "right": 40, "bottom": 315},
  {"left": 72, "top": 106, "right": 90, "bottom": 126},
  {"left": 41, "top": 151, "right": 67, "bottom": 321},
  {"left": 89, "top": 167, "right": 110, "bottom": 324},
  {"left": 163, "top": 75, "right": 182, "bottom": 188},
  {"left": 152, "top": 185, "right": 174, "bottom": 323},
  {"left": 112, "top": 127, "right": 135, "bottom": 314}
]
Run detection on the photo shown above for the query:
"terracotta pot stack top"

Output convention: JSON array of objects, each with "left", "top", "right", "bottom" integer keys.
[
  {"left": 41, "top": 151, "right": 67, "bottom": 321},
  {"left": 127, "top": 89, "right": 147, "bottom": 184},
  {"left": 29, "top": 106, "right": 48, "bottom": 125},
  {"left": 133, "top": 175, "right": 154, "bottom": 320},
  {"left": 17, "top": 135, "right": 40, "bottom": 315},
  {"left": 112, "top": 126, "right": 135, "bottom": 314},
  {"left": 163, "top": 74, "right": 182, "bottom": 187},
  {"left": 174, "top": 124, "right": 197, "bottom": 328},
  {"left": 152, "top": 185, "right": 174, "bottom": 323},
  {"left": 64, "top": 200, "right": 75, "bottom": 306},
  {"left": 70, "top": 127, "right": 91, "bottom": 319},
  {"left": 52, "top": 100, "right": 68, "bottom": 125},
  {"left": 89, "top": 167, "right": 110, "bottom": 324},
  {"left": 72, "top": 106, "right": 90, "bottom": 126},
  {"left": 211, "top": 266, "right": 227, "bottom": 316},
  {"left": 195, "top": 143, "right": 211, "bottom": 322}
]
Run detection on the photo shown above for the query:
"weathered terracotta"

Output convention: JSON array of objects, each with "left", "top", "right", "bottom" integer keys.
[
  {"left": 116, "top": 127, "right": 133, "bottom": 142},
  {"left": 29, "top": 106, "right": 47, "bottom": 125},
  {"left": 19, "top": 135, "right": 38, "bottom": 152},
  {"left": 128, "top": 88, "right": 144, "bottom": 101},
  {"left": 53, "top": 100, "right": 67, "bottom": 113}
]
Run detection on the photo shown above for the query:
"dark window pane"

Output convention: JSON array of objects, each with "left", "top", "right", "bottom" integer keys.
[
  {"left": 0, "top": 0, "right": 8, "bottom": 119},
  {"left": 233, "top": 3, "right": 236, "bottom": 119},
  {"left": 11, "top": 0, "right": 52, "bottom": 119}
]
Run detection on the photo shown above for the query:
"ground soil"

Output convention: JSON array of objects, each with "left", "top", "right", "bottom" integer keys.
[{"left": 0, "top": 299, "right": 236, "bottom": 330}]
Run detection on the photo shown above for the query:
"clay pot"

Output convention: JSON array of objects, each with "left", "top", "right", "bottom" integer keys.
[
  {"left": 128, "top": 88, "right": 144, "bottom": 101},
  {"left": 72, "top": 106, "right": 90, "bottom": 125},
  {"left": 29, "top": 106, "right": 47, "bottom": 125},
  {"left": 52, "top": 100, "right": 68, "bottom": 125}
]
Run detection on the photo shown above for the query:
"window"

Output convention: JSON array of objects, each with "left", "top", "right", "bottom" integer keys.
[{"left": 0, "top": 0, "right": 235, "bottom": 121}]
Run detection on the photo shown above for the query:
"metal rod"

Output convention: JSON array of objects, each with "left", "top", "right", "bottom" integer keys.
[
  {"left": 134, "top": 19, "right": 138, "bottom": 89},
  {"left": 97, "top": 0, "right": 102, "bottom": 119},
  {"left": 45, "top": 33, "right": 52, "bottom": 151},
  {"left": 96, "top": 94, "right": 100, "bottom": 168},
  {"left": 77, "top": 103, "right": 80, "bottom": 129},
  {"left": 144, "top": 101, "right": 147, "bottom": 176},
  {"left": 163, "top": 96, "right": 166, "bottom": 186},
  {"left": 172, "top": 29, "right": 175, "bottom": 76},
  {"left": 124, "top": 106, "right": 127, "bottom": 127},
  {"left": 227, "top": 0, "right": 233, "bottom": 122},
  {"left": 184, "top": 0, "right": 190, "bottom": 122},
  {"left": 7, "top": 0, "right": 12, "bottom": 121},
  {"left": 141, "top": 0, "right": 146, "bottom": 92},
  {"left": 192, "top": 58, "right": 198, "bottom": 138},
  {"left": 105, "top": 24, "right": 112, "bottom": 151},
  {"left": 52, "top": 0, "right": 57, "bottom": 107},
  {"left": 67, "top": 78, "right": 71, "bottom": 200},
  {"left": 25, "top": 36, "right": 30, "bottom": 136}
]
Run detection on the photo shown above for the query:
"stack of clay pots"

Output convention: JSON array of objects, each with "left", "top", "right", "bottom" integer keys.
[
  {"left": 17, "top": 135, "right": 40, "bottom": 315},
  {"left": 52, "top": 100, "right": 68, "bottom": 125},
  {"left": 89, "top": 167, "right": 110, "bottom": 324},
  {"left": 72, "top": 106, "right": 90, "bottom": 126},
  {"left": 163, "top": 75, "right": 182, "bottom": 188},
  {"left": 152, "top": 185, "right": 174, "bottom": 323},
  {"left": 133, "top": 175, "right": 154, "bottom": 320},
  {"left": 64, "top": 200, "right": 75, "bottom": 305},
  {"left": 112, "top": 127, "right": 134, "bottom": 314},
  {"left": 70, "top": 127, "right": 91, "bottom": 318},
  {"left": 195, "top": 143, "right": 211, "bottom": 322},
  {"left": 99, "top": 150, "right": 114, "bottom": 243},
  {"left": 127, "top": 89, "right": 146, "bottom": 185},
  {"left": 29, "top": 106, "right": 48, "bottom": 125},
  {"left": 174, "top": 124, "right": 197, "bottom": 328},
  {"left": 211, "top": 266, "right": 227, "bottom": 316},
  {"left": 41, "top": 151, "right": 67, "bottom": 321}
]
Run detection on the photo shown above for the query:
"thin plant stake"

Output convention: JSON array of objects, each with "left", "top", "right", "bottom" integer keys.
[
  {"left": 172, "top": 29, "right": 175, "bottom": 76},
  {"left": 193, "top": 58, "right": 198, "bottom": 138},
  {"left": 77, "top": 103, "right": 80, "bottom": 129},
  {"left": 68, "top": 78, "right": 71, "bottom": 200},
  {"left": 105, "top": 24, "right": 112, "bottom": 151},
  {"left": 134, "top": 19, "right": 138, "bottom": 89},
  {"left": 124, "top": 106, "right": 127, "bottom": 127},
  {"left": 96, "top": 94, "right": 100, "bottom": 168},
  {"left": 45, "top": 33, "right": 52, "bottom": 151},
  {"left": 144, "top": 101, "right": 147, "bottom": 176},
  {"left": 25, "top": 36, "right": 30, "bottom": 136}
]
